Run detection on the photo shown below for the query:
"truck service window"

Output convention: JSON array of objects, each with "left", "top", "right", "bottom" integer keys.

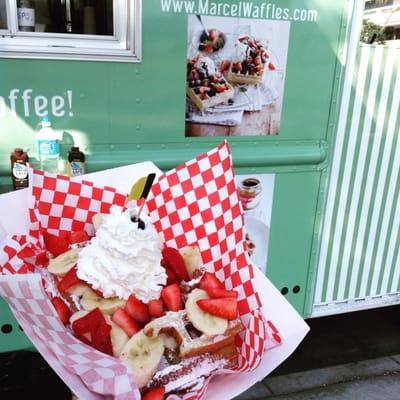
[{"left": 0, "top": 0, "right": 141, "bottom": 62}]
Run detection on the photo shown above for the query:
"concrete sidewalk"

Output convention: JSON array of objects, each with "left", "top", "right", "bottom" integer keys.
[{"left": 235, "top": 354, "right": 400, "bottom": 400}]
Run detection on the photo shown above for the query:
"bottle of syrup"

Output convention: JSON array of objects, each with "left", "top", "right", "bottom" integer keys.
[
  {"left": 10, "top": 148, "right": 29, "bottom": 190},
  {"left": 67, "top": 146, "right": 86, "bottom": 177}
]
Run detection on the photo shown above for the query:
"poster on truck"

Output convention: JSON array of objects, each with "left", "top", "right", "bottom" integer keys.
[{"left": 185, "top": 15, "right": 290, "bottom": 137}]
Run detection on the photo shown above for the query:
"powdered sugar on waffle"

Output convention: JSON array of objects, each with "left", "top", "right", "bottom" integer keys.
[{"left": 153, "top": 355, "right": 225, "bottom": 393}]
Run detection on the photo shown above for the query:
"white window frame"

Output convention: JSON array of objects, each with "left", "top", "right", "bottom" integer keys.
[{"left": 0, "top": 0, "right": 141, "bottom": 62}]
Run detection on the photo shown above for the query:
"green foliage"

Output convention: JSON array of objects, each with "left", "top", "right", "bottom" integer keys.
[{"left": 360, "top": 19, "right": 387, "bottom": 44}]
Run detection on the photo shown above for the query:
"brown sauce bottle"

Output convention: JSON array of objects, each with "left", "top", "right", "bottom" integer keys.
[{"left": 10, "top": 148, "right": 29, "bottom": 190}]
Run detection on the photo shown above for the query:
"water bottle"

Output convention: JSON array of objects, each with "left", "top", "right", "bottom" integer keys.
[{"left": 36, "top": 117, "right": 60, "bottom": 174}]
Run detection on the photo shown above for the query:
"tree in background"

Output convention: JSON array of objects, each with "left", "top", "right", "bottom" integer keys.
[{"left": 360, "top": 19, "right": 387, "bottom": 44}]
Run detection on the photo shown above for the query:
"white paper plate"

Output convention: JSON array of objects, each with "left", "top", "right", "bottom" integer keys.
[{"left": 244, "top": 215, "right": 269, "bottom": 273}]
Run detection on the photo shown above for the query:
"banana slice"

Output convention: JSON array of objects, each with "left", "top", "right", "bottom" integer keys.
[
  {"left": 66, "top": 283, "right": 92, "bottom": 297},
  {"left": 119, "top": 330, "right": 164, "bottom": 388},
  {"left": 104, "top": 315, "right": 129, "bottom": 357},
  {"left": 48, "top": 248, "right": 81, "bottom": 277},
  {"left": 92, "top": 213, "right": 103, "bottom": 231},
  {"left": 180, "top": 246, "right": 202, "bottom": 278},
  {"left": 70, "top": 310, "right": 129, "bottom": 356},
  {"left": 186, "top": 288, "right": 228, "bottom": 335},
  {"left": 80, "top": 289, "right": 126, "bottom": 315}
]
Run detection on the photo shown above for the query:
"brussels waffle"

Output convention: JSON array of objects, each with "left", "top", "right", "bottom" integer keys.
[
  {"left": 187, "top": 56, "right": 234, "bottom": 110},
  {"left": 227, "top": 35, "right": 269, "bottom": 85},
  {"left": 143, "top": 313, "right": 243, "bottom": 396},
  {"left": 44, "top": 210, "right": 244, "bottom": 397}
]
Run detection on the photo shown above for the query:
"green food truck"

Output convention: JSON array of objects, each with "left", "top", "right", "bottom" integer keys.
[{"left": 0, "top": 0, "right": 399, "bottom": 357}]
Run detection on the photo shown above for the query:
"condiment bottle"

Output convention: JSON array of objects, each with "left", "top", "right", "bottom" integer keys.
[
  {"left": 10, "top": 148, "right": 29, "bottom": 190},
  {"left": 67, "top": 146, "right": 86, "bottom": 177},
  {"left": 17, "top": 0, "right": 35, "bottom": 32},
  {"left": 238, "top": 177, "right": 262, "bottom": 211}
]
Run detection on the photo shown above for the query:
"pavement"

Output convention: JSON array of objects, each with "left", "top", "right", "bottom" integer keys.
[
  {"left": 235, "top": 304, "right": 400, "bottom": 400},
  {"left": 235, "top": 354, "right": 400, "bottom": 400}
]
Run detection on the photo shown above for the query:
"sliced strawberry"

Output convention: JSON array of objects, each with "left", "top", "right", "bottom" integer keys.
[
  {"left": 220, "top": 60, "right": 231, "bottom": 73},
  {"left": 111, "top": 308, "right": 141, "bottom": 337},
  {"left": 254, "top": 56, "right": 262, "bottom": 65},
  {"left": 142, "top": 386, "right": 165, "bottom": 400},
  {"left": 68, "top": 230, "right": 90, "bottom": 244},
  {"left": 215, "top": 84, "right": 227, "bottom": 93},
  {"left": 43, "top": 232, "right": 69, "bottom": 257},
  {"left": 126, "top": 295, "right": 150, "bottom": 323},
  {"left": 233, "top": 62, "right": 242, "bottom": 72},
  {"left": 161, "top": 283, "right": 183, "bottom": 311},
  {"left": 199, "top": 272, "right": 223, "bottom": 293},
  {"left": 36, "top": 251, "right": 49, "bottom": 267},
  {"left": 92, "top": 320, "right": 113, "bottom": 356},
  {"left": 199, "top": 86, "right": 211, "bottom": 95},
  {"left": 165, "top": 267, "right": 178, "bottom": 285},
  {"left": 57, "top": 267, "right": 82, "bottom": 293},
  {"left": 51, "top": 297, "right": 71, "bottom": 325},
  {"left": 203, "top": 44, "right": 213, "bottom": 53},
  {"left": 268, "top": 62, "right": 276, "bottom": 71},
  {"left": 72, "top": 307, "right": 104, "bottom": 336},
  {"left": 209, "top": 29, "right": 217, "bottom": 40},
  {"left": 193, "top": 69, "right": 200, "bottom": 80},
  {"left": 72, "top": 308, "right": 113, "bottom": 355},
  {"left": 148, "top": 299, "right": 164, "bottom": 318},
  {"left": 255, "top": 65, "right": 264, "bottom": 74},
  {"left": 162, "top": 247, "right": 189, "bottom": 281},
  {"left": 196, "top": 297, "right": 238, "bottom": 320},
  {"left": 207, "top": 287, "right": 239, "bottom": 299}
]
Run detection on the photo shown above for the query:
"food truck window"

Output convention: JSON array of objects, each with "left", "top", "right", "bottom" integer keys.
[
  {"left": 0, "top": 0, "right": 7, "bottom": 30},
  {"left": 0, "top": 0, "right": 141, "bottom": 62}
]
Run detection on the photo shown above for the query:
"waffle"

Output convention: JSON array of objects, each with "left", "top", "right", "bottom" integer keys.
[
  {"left": 187, "top": 56, "right": 235, "bottom": 110},
  {"left": 227, "top": 35, "right": 268, "bottom": 86},
  {"left": 144, "top": 310, "right": 243, "bottom": 358},
  {"left": 143, "top": 312, "right": 243, "bottom": 395},
  {"left": 227, "top": 66, "right": 264, "bottom": 85},
  {"left": 187, "top": 84, "right": 234, "bottom": 110}
]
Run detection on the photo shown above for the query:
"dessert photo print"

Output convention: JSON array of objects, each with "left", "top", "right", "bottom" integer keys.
[{"left": 185, "top": 15, "right": 290, "bottom": 137}]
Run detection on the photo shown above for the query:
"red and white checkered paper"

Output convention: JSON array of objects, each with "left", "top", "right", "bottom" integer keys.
[{"left": 0, "top": 141, "right": 281, "bottom": 400}]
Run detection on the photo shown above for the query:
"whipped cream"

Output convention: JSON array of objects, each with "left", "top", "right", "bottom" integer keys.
[
  {"left": 232, "top": 40, "right": 249, "bottom": 63},
  {"left": 194, "top": 56, "right": 216, "bottom": 75},
  {"left": 77, "top": 205, "right": 166, "bottom": 302}
]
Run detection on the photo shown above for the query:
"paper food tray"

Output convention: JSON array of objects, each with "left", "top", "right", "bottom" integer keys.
[{"left": 0, "top": 141, "right": 309, "bottom": 399}]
